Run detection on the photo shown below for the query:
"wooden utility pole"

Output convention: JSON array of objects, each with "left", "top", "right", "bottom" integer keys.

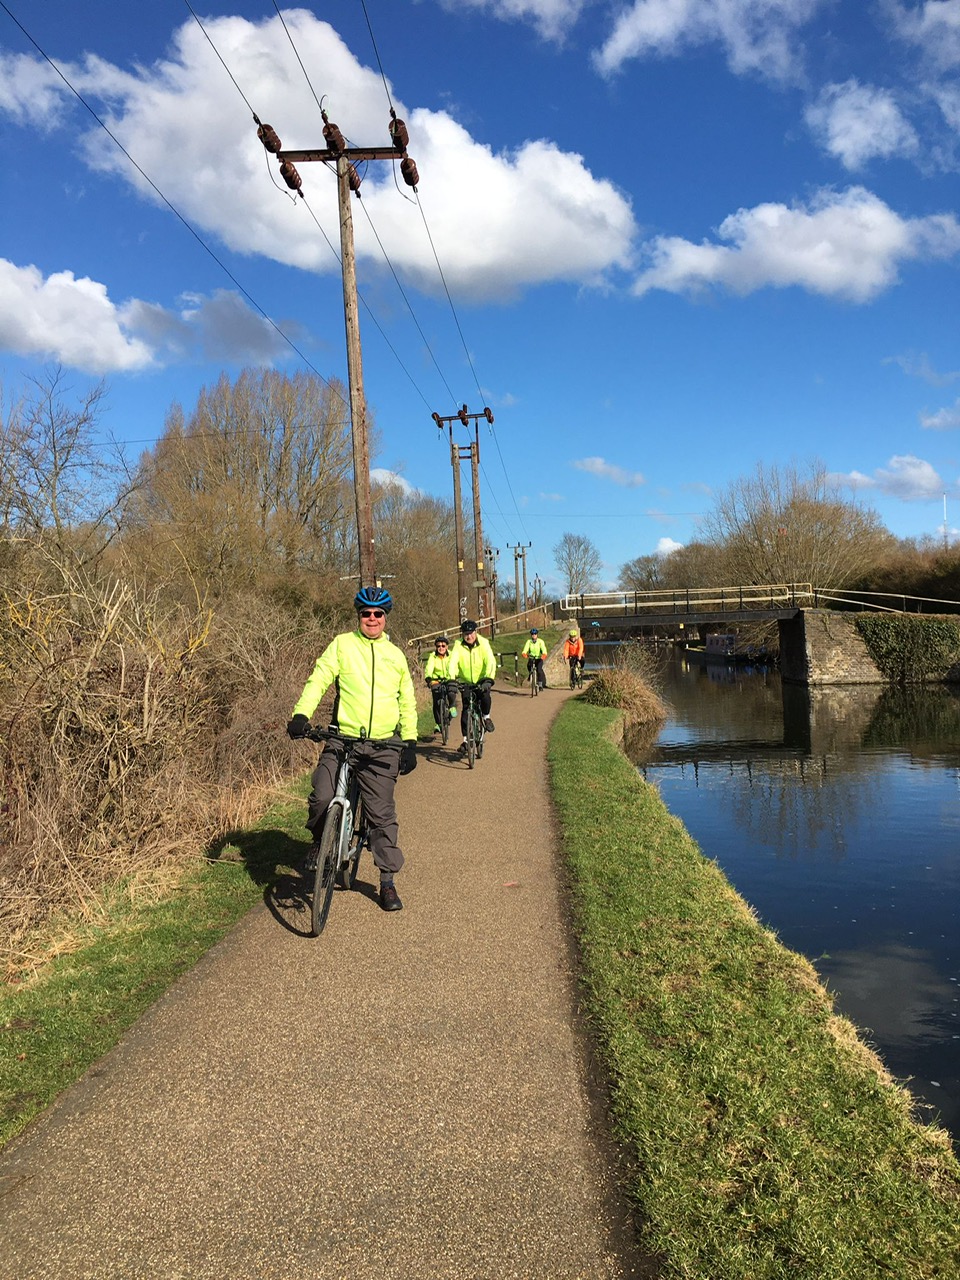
[
  {"left": 259, "top": 108, "right": 419, "bottom": 590},
  {"left": 432, "top": 404, "right": 495, "bottom": 628},
  {"left": 509, "top": 542, "right": 531, "bottom": 624}
]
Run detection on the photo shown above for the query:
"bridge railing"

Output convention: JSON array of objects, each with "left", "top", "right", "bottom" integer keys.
[{"left": 558, "top": 584, "right": 815, "bottom": 616}]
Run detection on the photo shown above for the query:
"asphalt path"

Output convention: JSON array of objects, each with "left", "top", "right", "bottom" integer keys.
[{"left": 0, "top": 679, "right": 650, "bottom": 1279}]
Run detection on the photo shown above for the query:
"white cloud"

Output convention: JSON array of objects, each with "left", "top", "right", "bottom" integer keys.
[
  {"left": 888, "top": 0, "right": 960, "bottom": 72},
  {"left": 632, "top": 186, "right": 960, "bottom": 301},
  {"left": 833, "top": 455, "right": 951, "bottom": 499},
  {"left": 434, "top": 0, "right": 585, "bottom": 40},
  {"left": 884, "top": 351, "right": 960, "bottom": 385},
  {"left": 806, "top": 81, "right": 919, "bottom": 169},
  {"left": 593, "top": 0, "right": 824, "bottom": 80},
  {"left": 0, "top": 51, "right": 73, "bottom": 127},
  {"left": 5, "top": 14, "right": 635, "bottom": 305},
  {"left": 573, "top": 456, "right": 646, "bottom": 485},
  {"left": 919, "top": 400, "right": 960, "bottom": 429},
  {"left": 0, "top": 259, "right": 153, "bottom": 373},
  {"left": 0, "top": 259, "right": 288, "bottom": 373},
  {"left": 656, "top": 536, "right": 684, "bottom": 553},
  {"left": 371, "top": 469, "right": 417, "bottom": 493}
]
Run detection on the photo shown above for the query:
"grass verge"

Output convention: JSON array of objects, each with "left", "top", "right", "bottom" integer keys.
[
  {"left": 0, "top": 790, "right": 309, "bottom": 1148},
  {"left": 548, "top": 696, "right": 960, "bottom": 1279}
]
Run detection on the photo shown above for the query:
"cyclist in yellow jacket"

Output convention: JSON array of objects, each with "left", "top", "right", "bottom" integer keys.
[
  {"left": 521, "top": 627, "right": 548, "bottom": 691},
  {"left": 423, "top": 635, "right": 457, "bottom": 733},
  {"left": 287, "top": 586, "right": 416, "bottom": 912},
  {"left": 449, "top": 619, "right": 497, "bottom": 753}
]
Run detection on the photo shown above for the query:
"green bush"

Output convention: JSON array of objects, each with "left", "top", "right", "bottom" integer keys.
[{"left": 856, "top": 615, "right": 960, "bottom": 684}]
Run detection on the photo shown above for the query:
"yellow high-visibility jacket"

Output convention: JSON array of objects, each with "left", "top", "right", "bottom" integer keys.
[
  {"left": 449, "top": 635, "right": 497, "bottom": 684},
  {"left": 292, "top": 629, "right": 417, "bottom": 741},
  {"left": 424, "top": 651, "right": 455, "bottom": 683}
]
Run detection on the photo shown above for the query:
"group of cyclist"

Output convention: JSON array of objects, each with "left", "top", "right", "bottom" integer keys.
[
  {"left": 287, "top": 583, "right": 587, "bottom": 915},
  {"left": 423, "top": 619, "right": 496, "bottom": 755}
]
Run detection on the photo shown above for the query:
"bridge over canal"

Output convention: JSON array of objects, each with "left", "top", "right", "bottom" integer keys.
[{"left": 552, "top": 584, "right": 960, "bottom": 685}]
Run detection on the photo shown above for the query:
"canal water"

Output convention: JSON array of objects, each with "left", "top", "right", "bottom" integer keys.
[{"left": 624, "top": 653, "right": 960, "bottom": 1145}]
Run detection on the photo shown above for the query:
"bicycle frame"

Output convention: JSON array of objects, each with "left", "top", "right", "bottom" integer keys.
[{"left": 458, "top": 683, "right": 486, "bottom": 767}]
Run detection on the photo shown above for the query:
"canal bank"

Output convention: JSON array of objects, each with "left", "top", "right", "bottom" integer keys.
[{"left": 549, "top": 694, "right": 960, "bottom": 1277}]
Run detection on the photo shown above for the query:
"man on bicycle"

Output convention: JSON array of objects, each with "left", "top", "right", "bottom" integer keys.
[
  {"left": 423, "top": 635, "right": 457, "bottom": 734},
  {"left": 449, "top": 619, "right": 496, "bottom": 754},
  {"left": 521, "top": 627, "right": 548, "bottom": 691},
  {"left": 286, "top": 586, "right": 417, "bottom": 912},
  {"left": 562, "top": 628, "right": 585, "bottom": 687}
]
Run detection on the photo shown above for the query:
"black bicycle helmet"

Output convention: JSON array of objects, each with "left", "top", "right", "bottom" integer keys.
[
  {"left": 460, "top": 619, "right": 479, "bottom": 634},
  {"left": 435, "top": 635, "right": 449, "bottom": 645},
  {"left": 354, "top": 585, "right": 393, "bottom": 613}
]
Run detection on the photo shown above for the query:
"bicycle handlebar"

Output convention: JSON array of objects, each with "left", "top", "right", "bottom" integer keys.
[{"left": 303, "top": 725, "right": 403, "bottom": 750}]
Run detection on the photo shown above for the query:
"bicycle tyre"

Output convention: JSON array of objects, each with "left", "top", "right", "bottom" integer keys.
[
  {"left": 476, "top": 712, "right": 485, "bottom": 759},
  {"left": 311, "top": 804, "right": 341, "bottom": 935},
  {"left": 466, "top": 713, "right": 476, "bottom": 768},
  {"left": 440, "top": 699, "right": 450, "bottom": 746},
  {"left": 338, "top": 800, "right": 362, "bottom": 890},
  {"left": 530, "top": 670, "right": 538, "bottom": 697}
]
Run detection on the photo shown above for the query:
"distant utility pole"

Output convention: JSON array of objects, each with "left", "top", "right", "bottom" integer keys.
[
  {"left": 432, "top": 404, "right": 495, "bottom": 627},
  {"left": 485, "top": 546, "right": 500, "bottom": 635},
  {"left": 508, "top": 542, "right": 531, "bottom": 625},
  {"left": 257, "top": 107, "right": 419, "bottom": 590}
]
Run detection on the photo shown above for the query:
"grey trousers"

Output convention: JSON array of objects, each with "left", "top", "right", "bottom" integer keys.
[{"left": 307, "top": 740, "right": 404, "bottom": 875}]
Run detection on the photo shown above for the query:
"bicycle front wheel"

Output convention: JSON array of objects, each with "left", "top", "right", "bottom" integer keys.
[
  {"left": 530, "top": 671, "right": 538, "bottom": 697},
  {"left": 440, "top": 701, "right": 450, "bottom": 746},
  {"left": 312, "top": 804, "right": 342, "bottom": 935},
  {"left": 466, "top": 719, "right": 476, "bottom": 768}
]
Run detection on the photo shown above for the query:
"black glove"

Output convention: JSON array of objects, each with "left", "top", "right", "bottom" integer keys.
[
  {"left": 399, "top": 741, "right": 417, "bottom": 775},
  {"left": 287, "top": 714, "right": 310, "bottom": 739},
  {"left": 480, "top": 678, "right": 494, "bottom": 691}
]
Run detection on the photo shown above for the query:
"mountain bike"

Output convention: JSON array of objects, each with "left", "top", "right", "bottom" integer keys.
[
  {"left": 458, "top": 682, "right": 487, "bottom": 768},
  {"left": 432, "top": 680, "right": 457, "bottom": 746},
  {"left": 528, "top": 660, "right": 539, "bottom": 697},
  {"left": 571, "top": 659, "right": 585, "bottom": 690},
  {"left": 302, "top": 727, "right": 399, "bottom": 935}
]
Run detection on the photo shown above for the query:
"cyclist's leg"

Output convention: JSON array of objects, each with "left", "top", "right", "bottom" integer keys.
[
  {"left": 537, "top": 658, "right": 546, "bottom": 689},
  {"left": 306, "top": 748, "right": 339, "bottom": 839},
  {"left": 354, "top": 745, "right": 403, "bottom": 873},
  {"left": 431, "top": 686, "right": 444, "bottom": 729}
]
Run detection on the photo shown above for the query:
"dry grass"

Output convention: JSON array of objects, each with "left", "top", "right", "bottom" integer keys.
[
  {"left": 580, "top": 639, "right": 669, "bottom": 727},
  {"left": 0, "top": 577, "right": 339, "bottom": 975}
]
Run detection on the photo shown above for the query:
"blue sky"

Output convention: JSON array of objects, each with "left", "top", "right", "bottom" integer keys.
[{"left": 1, "top": 0, "right": 959, "bottom": 594}]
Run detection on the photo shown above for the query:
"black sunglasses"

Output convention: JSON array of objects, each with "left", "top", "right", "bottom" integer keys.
[{"left": 359, "top": 609, "right": 386, "bottom": 619}]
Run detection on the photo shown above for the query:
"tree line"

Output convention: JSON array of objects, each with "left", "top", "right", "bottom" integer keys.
[
  {"left": 551, "top": 462, "right": 960, "bottom": 602},
  {"left": 0, "top": 365, "right": 460, "bottom": 964}
]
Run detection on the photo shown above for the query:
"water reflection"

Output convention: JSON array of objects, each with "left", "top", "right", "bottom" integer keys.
[{"left": 635, "top": 659, "right": 960, "bottom": 1146}]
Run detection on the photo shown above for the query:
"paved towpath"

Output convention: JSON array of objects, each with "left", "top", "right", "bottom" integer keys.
[{"left": 0, "top": 680, "right": 651, "bottom": 1279}]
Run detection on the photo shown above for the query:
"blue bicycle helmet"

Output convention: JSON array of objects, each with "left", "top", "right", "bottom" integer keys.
[{"left": 354, "top": 585, "right": 393, "bottom": 613}]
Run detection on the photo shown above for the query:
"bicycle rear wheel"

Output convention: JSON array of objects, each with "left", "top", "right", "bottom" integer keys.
[{"left": 312, "top": 804, "right": 342, "bottom": 935}]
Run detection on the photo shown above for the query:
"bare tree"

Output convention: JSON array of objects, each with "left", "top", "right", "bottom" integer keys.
[
  {"left": 126, "top": 369, "right": 355, "bottom": 599},
  {"left": 554, "top": 532, "right": 603, "bottom": 594},
  {"left": 1, "top": 368, "right": 136, "bottom": 577},
  {"left": 619, "top": 552, "right": 665, "bottom": 592},
  {"left": 702, "top": 460, "right": 892, "bottom": 587}
]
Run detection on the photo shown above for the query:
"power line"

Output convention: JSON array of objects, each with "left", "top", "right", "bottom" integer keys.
[{"left": 0, "top": 0, "right": 349, "bottom": 413}]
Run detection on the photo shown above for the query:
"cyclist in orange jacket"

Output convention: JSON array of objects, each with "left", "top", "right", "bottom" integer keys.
[{"left": 562, "top": 628, "right": 585, "bottom": 688}]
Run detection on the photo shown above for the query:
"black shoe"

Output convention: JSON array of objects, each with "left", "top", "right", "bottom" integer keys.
[
  {"left": 483, "top": 716, "right": 495, "bottom": 732},
  {"left": 539, "top": 684, "right": 547, "bottom": 691},
  {"left": 457, "top": 742, "right": 467, "bottom": 756},
  {"left": 380, "top": 883, "right": 403, "bottom": 912},
  {"left": 296, "top": 844, "right": 320, "bottom": 875}
]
